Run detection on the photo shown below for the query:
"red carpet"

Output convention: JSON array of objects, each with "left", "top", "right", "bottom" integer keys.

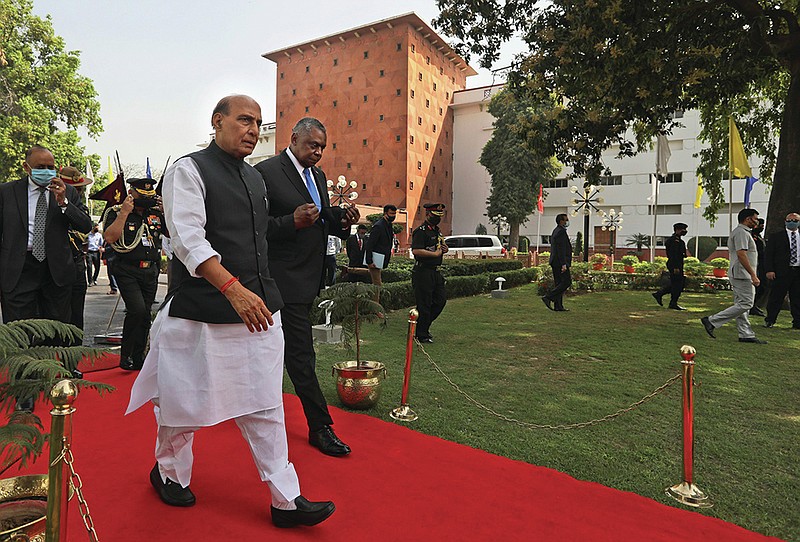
[
  {"left": 77, "top": 352, "right": 120, "bottom": 373},
  {"left": 14, "top": 369, "right": 781, "bottom": 542}
]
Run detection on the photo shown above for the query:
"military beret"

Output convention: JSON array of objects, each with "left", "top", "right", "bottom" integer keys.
[
  {"left": 128, "top": 178, "right": 157, "bottom": 195},
  {"left": 59, "top": 166, "right": 92, "bottom": 187}
]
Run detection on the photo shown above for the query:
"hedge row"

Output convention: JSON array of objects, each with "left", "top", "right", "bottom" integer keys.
[{"left": 341, "top": 255, "right": 524, "bottom": 283}]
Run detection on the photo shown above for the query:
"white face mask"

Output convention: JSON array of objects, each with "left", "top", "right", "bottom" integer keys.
[{"left": 563, "top": 221, "right": 570, "bottom": 228}]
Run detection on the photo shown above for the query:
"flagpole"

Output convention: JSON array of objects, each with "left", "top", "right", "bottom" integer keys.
[
  {"left": 651, "top": 175, "right": 659, "bottom": 263},
  {"left": 536, "top": 211, "right": 541, "bottom": 253}
]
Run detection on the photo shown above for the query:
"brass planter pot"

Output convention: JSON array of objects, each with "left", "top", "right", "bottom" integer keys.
[
  {"left": 332, "top": 361, "right": 386, "bottom": 409},
  {"left": 0, "top": 474, "right": 49, "bottom": 542}
]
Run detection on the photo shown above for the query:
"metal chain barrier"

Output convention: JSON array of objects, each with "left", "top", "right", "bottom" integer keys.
[
  {"left": 50, "top": 438, "right": 100, "bottom": 542},
  {"left": 415, "top": 339, "right": 682, "bottom": 430}
]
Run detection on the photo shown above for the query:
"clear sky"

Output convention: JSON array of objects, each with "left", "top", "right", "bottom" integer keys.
[{"left": 32, "top": 0, "right": 524, "bottom": 178}]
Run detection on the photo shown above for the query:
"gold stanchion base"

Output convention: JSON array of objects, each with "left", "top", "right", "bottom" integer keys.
[
  {"left": 389, "top": 404, "right": 418, "bottom": 422},
  {"left": 666, "top": 482, "right": 713, "bottom": 508}
]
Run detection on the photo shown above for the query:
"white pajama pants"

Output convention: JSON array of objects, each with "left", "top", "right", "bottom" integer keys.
[{"left": 153, "top": 403, "right": 301, "bottom": 508}]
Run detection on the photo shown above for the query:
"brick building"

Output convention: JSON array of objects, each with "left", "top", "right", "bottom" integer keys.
[{"left": 263, "top": 13, "right": 476, "bottom": 244}]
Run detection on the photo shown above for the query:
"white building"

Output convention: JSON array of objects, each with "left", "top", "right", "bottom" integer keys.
[{"left": 451, "top": 86, "right": 771, "bottom": 256}]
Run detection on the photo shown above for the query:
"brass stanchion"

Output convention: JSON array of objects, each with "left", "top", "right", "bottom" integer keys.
[
  {"left": 666, "top": 345, "right": 712, "bottom": 508},
  {"left": 390, "top": 309, "right": 419, "bottom": 422},
  {"left": 46, "top": 379, "right": 79, "bottom": 542}
]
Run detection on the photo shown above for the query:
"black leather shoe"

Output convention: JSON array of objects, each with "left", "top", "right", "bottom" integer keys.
[
  {"left": 309, "top": 426, "right": 351, "bottom": 456},
  {"left": 554, "top": 307, "right": 569, "bottom": 311},
  {"left": 668, "top": 304, "right": 687, "bottom": 311},
  {"left": 150, "top": 463, "right": 195, "bottom": 507},
  {"left": 417, "top": 336, "right": 433, "bottom": 344},
  {"left": 652, "top": 293, "right": 663, "bottom": 307},
  {"left": 764, "top": 321, "right": 775, "bottom": 328},
  {"left": 739, "top": 337, "right": 768, "bottom": 344},
  {"left": 749, "top": 307, "right": 766, "bottom": 317},
  {"left": 71, "top": 368, "right": 83, "bottom": 379},
  {"left": 15, "top": 397, "right": 34, "bottom": 412},
  {"left": 700, "top": 316, "right": 715, "bottom": 338},
  {"left": 271, "top": 496, "right": 335, "bottom": 528},
  {"left": 120, "top": 358, "right": 142, "bottom": 371},
  {"left": 541, "top": 296, "right": 554, "bottom": 311}
]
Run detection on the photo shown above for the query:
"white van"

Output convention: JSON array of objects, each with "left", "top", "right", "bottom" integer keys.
[{"left": 444, "top": 235, "right": 506, "bottom": 257}]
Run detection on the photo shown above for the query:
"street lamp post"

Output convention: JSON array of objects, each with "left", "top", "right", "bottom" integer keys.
[
  {"left": 570, "top": 184, "right": 604, "bottom": 262},
  {"left": 599, "top": 208, "right": 624, "bottom": 264},
  {"left": 327, "top": 175, "right": 359, "bottom": 208}
]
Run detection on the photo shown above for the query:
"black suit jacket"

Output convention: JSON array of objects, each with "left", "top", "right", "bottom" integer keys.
[
  {"left": 346, "top": 234, "right": 366, "bottom": 268},
  {"left": 764, "top": 230, "right": 797, "bottom": 277},
  {"left": 549, "top": 225, "right": 572, "bottom": 268},
  {"left": 364, "top": 216, "right": 393, "bottom": 267},
  {"left": 0, "top": 177, "right": 92, "bottom": 291},
  {"left": 255, "top": 150, "right": 349, "bottom": 304}
]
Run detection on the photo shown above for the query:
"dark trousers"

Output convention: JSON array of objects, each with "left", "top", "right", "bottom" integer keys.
[
  {"left": 281, "top": 302, "right": 333, "bottom": 431},
  {"left": 655, "top": 268, "right": 685, "bottom": 306},
  {"left": 412, "top": 267, "right": 447, "bottom": 339},
  {"left": 106, "top": 259, "right": 118, "bottom": 291},
  {"left": 69, "top": 258, "right": 88, "bottom": 331},
  {"left": 86, "top": 251, "right": 101, "bottom": 284},
  {"left": 1, "top": 252, "right": 72, "bottom": 324},
  {"left": 545, "top": 264, "right": 572, "bottom": 310},
  {"left": 112, "top": 261, "right": 159, "bottom": 366},
  {"left": 765, "top": 267, "right": 800, "bottom": 326},
  {"left": 324, "top": 254, "right": 337, "bottom": 286}
]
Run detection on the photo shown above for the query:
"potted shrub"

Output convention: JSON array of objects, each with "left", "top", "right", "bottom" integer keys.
[
  {"left": 0, "top": 319, "right": 111, "bottom": 539},
  {"left": 589, "top": 252, "right": 607, "bottom": 271},
  {"left": 710, "top": 257, "right": 730, "bottom": 277},
  {"left": 620, "top": 255, "right": 639, "bottom": 273},
  {"left": 314, "top": 283, "right": 387, "bottom": 410}
]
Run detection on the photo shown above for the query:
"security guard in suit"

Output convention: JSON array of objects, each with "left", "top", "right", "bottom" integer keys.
[
  {"left": 411, "top": 203, "right": 448, "bottom": 343},
  {"left": 102, "top": 178, "right": 164, "bottom": 370}
]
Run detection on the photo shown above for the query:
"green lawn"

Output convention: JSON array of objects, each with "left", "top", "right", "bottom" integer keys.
[{"left": 297, "top": 286, "right": 799, "bottom": 541}]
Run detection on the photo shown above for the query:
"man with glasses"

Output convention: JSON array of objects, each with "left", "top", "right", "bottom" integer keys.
[{"left": 764, "top": 212, "right": 800, "bottom": 329}]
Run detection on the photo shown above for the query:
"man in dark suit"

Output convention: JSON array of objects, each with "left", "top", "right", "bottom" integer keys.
[
  {"left": 764, "top": 212, "right": 800, "bottom": 329},
  {"left": 0, "top": 145, "right": 93, "bottom": 324},
  {"left": 652, "top": 222, "right": 688, "bottom": 310},
  {"left": 364, "top": 204, "right": 397, "bottom": 288},
  {"left": 542, "top": 213, "right": 572, "bottom": 312},
  {"left": 344, "top": 224, "right": 369, "bottom": 283},
  {"left": 255, "top": 118, "right": 360, "bottom": 457}
]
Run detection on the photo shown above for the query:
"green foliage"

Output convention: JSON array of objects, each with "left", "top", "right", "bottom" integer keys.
[
  {"left": 710, "top": 257, "right": 730, "bottom": 269},
  {"left": 589, "top": 253, "right": 607, "bottom": 264},
  {"left": 685, "top": 260, "right": 714, "bottom": 277},
  {"left": 573, "top": 231, "right": 583, "bottom": 256},
  {"left": 475, "top": 223, "right": 488, "bottom": 235},
  {"left": 0, "top": 319, "right": 113, "bottom": 471},
  {"left": 687, "top": 236, "right": 719, "bottom": 261},
  {"left": 480, "top": 88, "right": 561, "bottom": 248},
  {"left": 434, "top": 0, "right": 799, "bottom": 235},
  {"left": 620, "top": 255, "right": 639, "bottom": 266},
  {"left": 625, "top": 233, "right": 651, "bottom": 253},
  {"left": 0, "top": 0, "right": 102, "bottom": 182}
]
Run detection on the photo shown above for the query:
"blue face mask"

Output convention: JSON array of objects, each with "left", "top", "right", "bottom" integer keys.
[
  {"left": 30, "top": 168, "right": 56, "bottom": 187},
  {"left": 786, "top": 221, "right": 800, "bottom": 231}
]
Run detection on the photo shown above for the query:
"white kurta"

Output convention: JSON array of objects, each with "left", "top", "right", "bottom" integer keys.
[{"left": 126, "top": 158, "right": 284, "bottom": 427}]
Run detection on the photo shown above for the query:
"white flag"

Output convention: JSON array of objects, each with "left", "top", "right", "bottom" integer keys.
[
  {"left": 656, "top": 135, "right": 671, "bottom": 178},
  {"left": 648, "top": 174, "right": 659, "bottom": 203},
  {"left": 85, "top": 159, "right": 95, "bottom": 182}
]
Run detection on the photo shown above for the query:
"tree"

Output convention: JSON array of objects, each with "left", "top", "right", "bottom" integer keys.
[
  {"left": 625, "top": 233, "right": 651, "bottom": 255},
  {"left": 475, "top": 223, "right": 488, "bottom": 234},
  {"left": 480, "top": 88, "right": 560, "bottom": 249},
  {"left": 434, "top": 1, "right": 799, "bottom": 237},
  {"left": 0, "top": 0, "right": 102, "bottom": 182}
]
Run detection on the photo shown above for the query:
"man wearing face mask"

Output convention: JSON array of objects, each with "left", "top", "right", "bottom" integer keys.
[
  {"left": 364, "top": 204, "right": 397, "bottom": 289},
  {"left": 411, "top": 203, "right": 449, "bottom": 343},
  {"left": 542, "top": 213, "right": 573, "bottom": 312},
  {"left": 652, "top": 222, "right": 688, "bottom": 310},
  {"left": 763, "top": 212, "right": 800, "bottom": 329},
  {"left": 750, "top": 218, "right": 768, "bottom": 317},
  {"left": 0, "top": 145, "right": 92, "bottom": 325},
  {"left": 102, "top": 178, "right": 165, "bottom": 370}
]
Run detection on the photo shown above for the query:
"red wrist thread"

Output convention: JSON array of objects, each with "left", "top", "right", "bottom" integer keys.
[{"left": 219, "top": 276, "right": 239, "bottom": 294}]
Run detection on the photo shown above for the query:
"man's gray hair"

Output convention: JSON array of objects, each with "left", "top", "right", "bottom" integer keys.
[{"left": 292, "top": 117, "right": 326, "bottom": 136}]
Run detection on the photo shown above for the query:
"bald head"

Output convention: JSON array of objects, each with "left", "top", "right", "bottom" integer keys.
[{"left": 211, "top": 95, "right": 261, "bottom": 159}]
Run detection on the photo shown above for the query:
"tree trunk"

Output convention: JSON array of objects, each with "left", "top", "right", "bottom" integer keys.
[
  {"left": 508, "top": 221, "right": 520, "bottom": 250},
  {"left": 766, "top": 67, "right": 800, "bottom": 240}
]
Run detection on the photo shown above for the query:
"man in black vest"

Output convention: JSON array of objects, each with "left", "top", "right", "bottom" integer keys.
[
  {"left": 126, "top": 96, "right": 334, "bottom": 528},
  {"left": 255, "top": 118, "right": 360, "bottom": 457},
  {"left": 652, "top": 222, "right": 688, "bottom": 310}
]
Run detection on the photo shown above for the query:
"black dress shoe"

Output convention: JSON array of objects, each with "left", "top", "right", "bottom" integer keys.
[
  {"left": 749, "top": 307, "right": 766, "bottom": 317},
  {"left": 309, "top": 426, "right": 351, "bottom": 456},
  {"left": 668, "top": 304, "right": 687, "bottom": 311},
  {"left": 764, "top": 321, "right": 775, "bottom": 328},
  {"left": 739, "top": 337, "right": 768, "bottom": 344},
  {"left": 700, "top": 316, "right": 715, "bottom": 338},
  {"left": 652, "top": 293, "right": 663, "bottom": 307},
  {"left": 71, "top": 368, "right": 83, "bottom": 379},
  {"left": 149, "top": 463, "right": 195, "bottom": 507},
  {"left": 554, "top": 307, "right": 569, "bottom": 311},
  {"left": 120, "top": 358, "right": 142, "bottom": 371},
  {"left": 417, "top": 336, "right": 433, "bottom": 344},
  {"left": 271, "top": 496, "right": 335, "bottom": 528},
  {"left": 15, "top": 397, "right": 34, "bottom": 412},
  {"left": 541, "top": 296, "right": 554, "bottom": 311}
]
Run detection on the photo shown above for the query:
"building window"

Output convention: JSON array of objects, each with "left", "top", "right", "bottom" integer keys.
[
  {"left": 305, "top": 66, "right": 309, "bottom": 73},
  {"left": 292, "top": 89, "right": 296, "bottom": 96},
  {"left": 347, "top": 119, "right": 352, "bottom": 126},
  {"left": 333, "top": 100, "right": 337, "bottom": 107},
  {"left": 364, "top": 51, "right": 369, "bottom": 59},
  {"left": 378, "top": 159, "right": 383, "bottom": 166},
  {"left": 410, "top": 135, "right": 414, "bottom": 144},
  {"left": 410, "top": 181, "right": 414, "bottom": 189},
  {"left": 418, "top": 72, "right": 423, "bottom": 81},
  {"left": 418, "top": 117, "right": 422, "bottom": 125},
  {"left": 279, "top": 111, "right": 283, "bottom": 118},
  {"left": 433, "top": 82, "right": 437, "bottom": 91},
  {"left": 362, "top": 183, "right": 367, "bottom": 190},
  {"left": 396, "top": 89, "right": 401, "bottom": 96},
  {"left": 648, "top": 204, "right": 682, "bottom": 215},
  {"left": 396, "top": 43, "right": 402, "bottom": 51},
  {"left": 363, "top": 95, "right": 368, "bottom": 102},
  {"left": 333, "top": 58, "right": 338, "bottom": 66},
  {"left": 665, "top": 172, "right": 683, "bottom": 183},
  {"left": 445, "top": 170, "right": 448, "bottom": 177},
  {"left": 426, "top": 56, "right": 430, "bottom": 64},
  {"left": 439, "top": 188, "right": 442, "bottom": 195},
  {"left": 439, "top": 107, "right": 443, "bottom": 115},
  {"left": 598, "top": 175, "right": 622, "bottom": 186},
  {"left": 417, "top": 161, "right": 422, "bottom": 170},
  {"left": 396, "top": 135, "right": 401, "bottom": 142},
  {"left": 446, "top": 92, "right": 450, "bottom": 99},
  {"left": 440, "top": 67, "right": 444, "bottom": 75},
  {"left": 543, "top": 178, "right": 568, "bottom": 188},
  {"left": 451, "top": 76, "right": 455, "bottom": 83},
  {"left": 379, "top": 114, "right": 384, "bottom": 121},
  {"left": 670, "top": 109, "right": 685, "bottom": 119},
  {"left": 332, "top": 143, "right": 337, "bottom": 150},
  {"left": 347, "top": 162, "right": 352, "bottom": 169},
  {"left": 395, "top": 181, "right": 400, "bottom": 188},
  {"left": 439, "top": 149, "right": 442, "bottom": 156},
  {"left": 280, "top": 72, "right": 284, "bottom": 79},
  {"left": 411, "top": 44, "right": 415, "bottom": 53},
  {"left": 713, "top": 236, "right": 728, "bottom": 248},
  {"left": 432, "top": 166, "right": 436, "bottom": 174},
  {"left": 363, "top": 139, "right": 368, "bottom": 146},
  {"left": 425, "top": 185, "right": 429, "bottom": 193},
  {"left": 410, "top": 90, "right": 415, "bottom": 98},
  {"left": 348, "top": 76, "right": 352, "bottom": 84},
  {"left": 319, "top": 83, "right": 323, "bottom": 90},
  {"left": 304, "top": 106, "right": 309, "bottom": 113},
  {"left": 425, "top": 142, "right": 429, "bottom": 151},
  {"left": 380, "top": 69, "right": 384, "bottom": 77},
  {"left": 432, "top": 124, "right": 437, "bottom": 133},
  {"left": 425, "top": 99, "right": 430, "bottom": 108},
  {"left": 445, "top": 131, "right": 449, "bottom": 139}
]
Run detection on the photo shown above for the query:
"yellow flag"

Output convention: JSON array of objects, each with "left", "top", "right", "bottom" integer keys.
[
  {"left": 107, "top": 156, "right": 114, "bottom": 184},
  {"left": 728, "top": 116, "right": 752, "bottom": 178},
  {"left": 694, "top": 174, "right": 703, "bottom": 208}
]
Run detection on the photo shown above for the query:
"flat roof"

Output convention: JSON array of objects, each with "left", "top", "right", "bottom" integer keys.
[{"left": 262, "top": 12, "right": 477, "bottom": 76}]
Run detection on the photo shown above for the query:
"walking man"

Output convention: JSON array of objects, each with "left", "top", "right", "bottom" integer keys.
[
  {"left": 652, "top": 222, "right": 688, "bottom": 310},
  {"left": 411, "top": 203, "right": 449, "bottom": 343},
  {"left": 364, "top": 204, "right": 397, "bottom": 288},
  {"left": 542, "top": 213, "right": 572, "bottom": 312},
  {"left": 763, "top": 212, "right": 800, "bottom": 329},
  {"left": 700, "top": 208, "right": 766, "bottom": 343}
]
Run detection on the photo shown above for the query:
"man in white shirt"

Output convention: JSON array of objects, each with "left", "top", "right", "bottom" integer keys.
[
  {"left": 86, "top": 225, "right": 103, "bottom": 285},
  {"left": 324, "top": 235, "right": 341, "bottom": 286},
  {"left": 764, "top": 212, "right": 800, "bottom": 329},
  {"left": 127, "top": 95, "right": 334, "bottom": 528}
]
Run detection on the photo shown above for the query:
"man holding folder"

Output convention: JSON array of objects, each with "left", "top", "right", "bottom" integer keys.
[{"left": 364, "top": 204, "right": 397, "bottom": 287}]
